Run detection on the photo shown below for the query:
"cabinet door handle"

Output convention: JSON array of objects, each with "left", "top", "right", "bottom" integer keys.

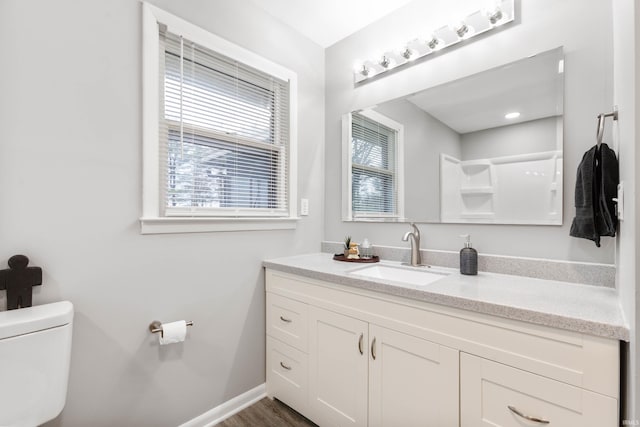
[
  {"left": 507, "top": 406, "right": 549, "bottom": 424},
  {"left": 358, "top": 333, "right": 364, "bottom": 355},
  {"left": 279, "top": 316, "right": 292, "bottom": 323},
  {"left": 280, "top": 361, "right": 292, "bottom": 370},
  {"left": 371, "top": 337, "right": 377, "bottom": 360}
]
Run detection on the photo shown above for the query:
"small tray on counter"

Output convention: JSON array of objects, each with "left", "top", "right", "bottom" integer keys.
[{"left": 333, "top": 254, "right": 380, "bottom": 263}]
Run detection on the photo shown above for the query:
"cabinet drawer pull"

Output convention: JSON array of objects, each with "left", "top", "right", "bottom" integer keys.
[
  {"left": 507, "top": 405, "right": 549, "bottom": 424},
  {"left": 371, "top": 337, "right": 377, "bottom": 360},
  {"left": 280, "top": 361, "right": 292, "bottom": 370},
  {"left": 279, "top": 316, "right": 292, "bottom": 323},
  {"left": 358, "top": 333, "right": 364, "bottom": 355}
]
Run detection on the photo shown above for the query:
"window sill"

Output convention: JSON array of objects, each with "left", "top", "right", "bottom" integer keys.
[{"left": 139, "top": 217, "right": 299, "bottom": 234}]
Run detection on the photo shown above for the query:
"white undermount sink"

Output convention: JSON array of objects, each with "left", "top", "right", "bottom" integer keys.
[{"left": 349, "top": 264, "right": 450, "bottom": 286}]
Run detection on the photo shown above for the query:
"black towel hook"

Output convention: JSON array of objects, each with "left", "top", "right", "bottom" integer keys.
[{"left": 596, "top": 108, "right": 618, "bottom": 147}]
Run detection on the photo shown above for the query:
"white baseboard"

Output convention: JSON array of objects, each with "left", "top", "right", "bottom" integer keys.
[{"left": 179, "top": 383, "right": 266, "bottom": 427}]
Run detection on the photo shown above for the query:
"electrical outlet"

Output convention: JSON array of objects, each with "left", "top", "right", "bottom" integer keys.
[{"left": 300, "top": 198, "right": 309, "bottom": 216}]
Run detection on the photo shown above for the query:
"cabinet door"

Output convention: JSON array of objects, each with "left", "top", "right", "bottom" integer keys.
[
  {"left": 460, "top": 353, "right": 618, "bottom": 427},
  {"left": 368, "top": 325, "right": 459, "bottom": 427},
  {"left": 309, "top": 306, "right": 368, "bottom": 427}
]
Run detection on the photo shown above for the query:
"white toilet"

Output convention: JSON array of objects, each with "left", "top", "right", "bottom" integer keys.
[{"left": 0, "top": 301, "right": 73, "bottom": 427}]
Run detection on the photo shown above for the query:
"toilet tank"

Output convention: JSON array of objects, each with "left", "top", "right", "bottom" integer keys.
[{"left": 0, "top": 301, "right": 74, "bottom": 427}]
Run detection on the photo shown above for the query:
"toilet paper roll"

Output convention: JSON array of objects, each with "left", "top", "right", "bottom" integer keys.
[{"left": 158, "top": 320, "right": 187, "bottom": 345}]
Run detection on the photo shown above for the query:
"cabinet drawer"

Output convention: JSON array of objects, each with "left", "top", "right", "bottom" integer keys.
[
  {"left": 267, "top": 292, "right": 308, "bottom": 352},
  {"left": 460, "top": 353, "right": 618, "bottom": 427},
  {"left": 266, "top": 337, "right": 308, "bottom": 415}
]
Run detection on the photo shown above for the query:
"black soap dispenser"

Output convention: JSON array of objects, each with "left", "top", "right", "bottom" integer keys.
[{"left": 460, "top": 234, "right": 478, "bottom": 275}]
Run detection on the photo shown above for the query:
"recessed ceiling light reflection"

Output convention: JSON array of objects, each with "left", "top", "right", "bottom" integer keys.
[{"left": 505, "top": 112, "right": 521, "bottom": 119}]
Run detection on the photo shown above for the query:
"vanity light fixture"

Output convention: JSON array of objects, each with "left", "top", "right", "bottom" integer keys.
[
  {"left": 427, "top": 37, "right": 440, "bottom": 50},
  {"left": 354, "top": 0, "right": 515, "bottom": 83},
  {"left": 489, "top": 8, "right": 503, "bottom": 24},
  {"left": 383, "top": 51, "right": 411, "bottom": 68},
  {"left": 455, "top": 23, "right": 470, "bottom": 39},
  {"left": 433, "top": 25, "right": 460, "bottom": 46},
  {"left": 407, "top": 39, "right": 433, "bottom": 57}
]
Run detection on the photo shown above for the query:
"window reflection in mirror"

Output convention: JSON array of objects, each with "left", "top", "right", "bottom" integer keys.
[
  {"left": 342, "top": 47, "right": 564, "bottom": 225},
  {"left": 343, "top": 110, "right": 405, "bottom": 221}
]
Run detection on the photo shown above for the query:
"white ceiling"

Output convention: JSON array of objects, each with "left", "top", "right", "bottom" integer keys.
[
  {"left": 407, "top": 48, "right": 564, "bottom": 134},
  {"left": 247, "top": 0, "right": 415, "bottom": 48}
]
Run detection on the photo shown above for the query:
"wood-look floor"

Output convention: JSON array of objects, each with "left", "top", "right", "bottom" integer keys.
[{"left": 218, "top": 398, "right": 317, "bottom": 427}]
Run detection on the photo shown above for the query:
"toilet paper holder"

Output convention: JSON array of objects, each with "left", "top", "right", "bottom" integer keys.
[{"left": 149, "top": 320, "right": 193, "bottom": 337}]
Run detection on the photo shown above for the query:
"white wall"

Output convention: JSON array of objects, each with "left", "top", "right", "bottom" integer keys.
[
  {"left": 0, "top": 0, "right": 324, "bottom": 425},
  {"left": 612, "top": 0, "right": 639, "bottom": 422},
  {"left": 461, "top": 117, "right": 560, "bottom": 160},
  {"left": 325, "top": 0, "right": 615, "bottom": 263}
]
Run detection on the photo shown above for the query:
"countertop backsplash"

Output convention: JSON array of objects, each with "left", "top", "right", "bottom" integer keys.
[{"left": 321, "top": 241, "right": 615, "bottom": 288}]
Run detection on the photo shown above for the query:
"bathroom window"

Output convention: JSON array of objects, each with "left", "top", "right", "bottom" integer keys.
[
  {"left": 346, "top": 111, "right": 404, "bottom": 220},
  {"left": 141, "top": 4, "right": 298, "bottom": 233}
]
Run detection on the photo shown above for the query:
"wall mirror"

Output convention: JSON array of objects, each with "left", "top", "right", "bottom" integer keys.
[{"left": 342, "top": 47, "right": 564, "bottom": 224}]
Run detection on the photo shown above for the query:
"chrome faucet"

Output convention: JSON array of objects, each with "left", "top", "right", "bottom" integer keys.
[{"left": 402, "top": 223, "right": 422, "bottom": 266}]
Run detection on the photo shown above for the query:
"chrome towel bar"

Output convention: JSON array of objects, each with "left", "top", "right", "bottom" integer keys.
[{"left": 596, "top": 108, "right": 618, "bottom": 147}]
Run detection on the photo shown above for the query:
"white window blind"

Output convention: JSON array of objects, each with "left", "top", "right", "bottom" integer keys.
[
  {"left": 351, "top": 112, "right": 399, "bottom": 218},
  {"left": 159, "top": 28, "right": 290, "bottom": 217}
]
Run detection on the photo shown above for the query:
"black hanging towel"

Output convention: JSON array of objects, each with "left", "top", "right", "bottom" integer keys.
[{"left": 570, "top": 143, "right": 619, "bottom": 247}]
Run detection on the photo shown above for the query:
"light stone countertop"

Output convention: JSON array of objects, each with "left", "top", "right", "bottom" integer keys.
[{"left": 263, "top": 253, "right": 629, "bottom": 341}]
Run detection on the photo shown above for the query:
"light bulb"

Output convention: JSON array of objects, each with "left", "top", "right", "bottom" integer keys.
[
  {"left": 455, "top": 23, "right": 469, "bottom": 38},
  {"left": 427, "top": 37, "right": 440, "bottom": 50},
  {"left": 489, "top": 8, "right": 503, "bottom": 24}
]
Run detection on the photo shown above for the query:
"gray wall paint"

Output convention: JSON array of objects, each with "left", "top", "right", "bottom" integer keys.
[
  {"left": 0, "top": 0, "right": 634, "bottom": 423},
  {"left": 374, "top": 99, "right": 461, "bottom": 221},
  {"left": 0, "top": 0, "right": 324, "bottom": 426},
  {"left": 613, "top": 0, "right": 639, "bottom": 422},
  {"left": 325, "top": 0, "right": 615, "bottom": 263},
  {"left": 461, "top": 117, "right": 560, "bottom": 160}
]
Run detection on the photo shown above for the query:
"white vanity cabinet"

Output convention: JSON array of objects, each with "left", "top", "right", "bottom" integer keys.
[
  {"left": 460, "top": 353, "right": 617, "bottom": 426},
  {"left": 265, "top": 292, "right": 309, "bottom": 415},
  {"left": 307, "top": 306, "right": 459, "bottom": 426},
  {"left": 367, "top": 324, "right": 459, "bottom": 427},
  {"left": 308, "top": 306, "right": 368, "bottom": 426},
  {"left": 265, "top": 268, "right": 620, "bottom": 427}
]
